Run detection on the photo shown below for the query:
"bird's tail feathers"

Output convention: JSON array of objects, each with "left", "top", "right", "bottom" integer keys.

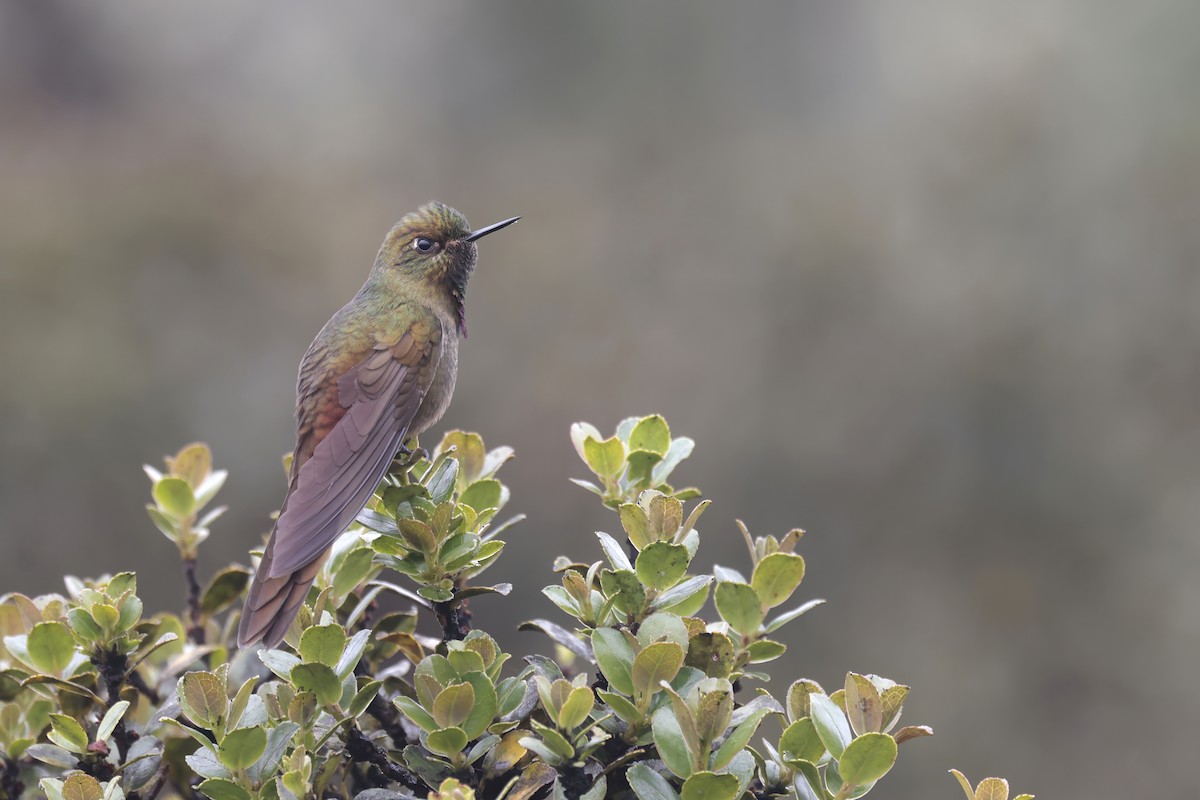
[{"left": 237, "top": 533, "right": 325, "bottom": 649}]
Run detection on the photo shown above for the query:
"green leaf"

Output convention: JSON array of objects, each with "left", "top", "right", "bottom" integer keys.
[
  {"left": 629, "top": 415, "right": 671, "bottom": 456},
  {"left": 153, "top": 477, "right": 196, "bottom": 518},
  {"left": 600, "top": 569, "right": 646, "bottom": 616},
  {"left": 787, "top": 679, "right": 824, "bottom": 723},
  {"left": 596, "top": 532, "right": 634, "bottom": 572},
  {"left": 460, "top": 479, "right": 502, "bottom": 512},
  {"left": 844, "top": 673, "right": 883, "bottom": 735},
  {"left": 651, "top": 706, "right": 694, "bottom": 780},
  {"left": 332, "top": 547, "right": 376, "bottom": 598},
  {"left": 838, "top": 732, "right": 898, "bottom": 787},
  {"left": 750, "top": 553, "right": 806, "bottom": 609},
  {"left": 335, "top": 629, "right": 373, "bottom": 681},
  {"left": 619, "top": 503, "right": 651, "bottom": 551},
  {"left": 446, "top": 648, "right": 486, "bottom": 677},
  {"left": 458, "top": 672, "right": 500, "bottom": 740},
  {"left": 745, "top": 639, "right": 787, "bottom": 663},
  {"left": 433, "top": 682, "right": 475, "bottom": 729},
  {"left": 631, "top": 642, "right": 685, "bottom": 700},
  {"left": 27, "top": 622, "right": 76, "bottom": 675},
  {"left": 196, "top": 778, "right": 251, "bottom": 800},
  {"left": 259, "top": 649, "right": 302, "bottom": 681},
  {"left": 627, "top": 450, "right": 663, "bottom": 487},
  {"left": 48, "top": 713, "right": 88, "bottom": 753},
  {"left": 530, "top": 719, "right": 575, "bottom": 759},
  {"left": 626, "top": 762, "right": 681, "bottom": 800},
  {"left": 66, "top": 608, "right": 102, "bottom": 640},
  {"left": 692, "top": 680, "right": 733, "bottom": 746},
  {"left": 583, "top": 436, "right": 626, "bottom": 478},
  {"left": 880, "top": 684, "right": 910, "bottom": 732},
  {"left": 439, "top": 431, "right": 487, "bottom": 485},
  {"left": 636, "top": 543, "right": 690, "bottom": 590},
  {"left": 680, "top": 772, "right": 739, "bottom": 800},
  {"left": 200, "top": 567, "right": 251, "bottom": 615},
  {"left": 425, "top": 726, "right": 468, "bottom": 757},
  {"left": 592, "top": 628, "right": 636, "bottom": 696},
  {"left": 570, "top": 422, "right": 604, "bottom": 462},
  {"left": 637, "top": 612, "right": 690, "bottom": 649},
  {"left": 793, "top": 760, "right": 827, "bottom": 800},
  {"left": 713, "top": 582, "right": 764, "bottom": 636},
  {"left": 117, "top": 593, "right": 143, "bottom": 632},
  {"left": 975, "top": 777, "right": 1011, "bottom": 800},
  {"left": 780, "top": 718, "right": 826, "bottom": 764},
  {"left": 218, "top": 725, "right": 267, "bottom": 771},
  {"left": 949, "top": 769, "right": 976, "bottom": 800},
  {"left": 557, "top": 685, "right": 594, "bottom": 731},
  {"left": 26, "top": 744, "right": 79, "bottom": 769},
  {"left": 598, "top": 689, "right": 642, "bottom": 724},
  {"left": 96, "top": 700, "right": 130, "bottom": 742},
  {"left": 178, "top": 671, "right": 227, "bottom": 731},
  {"left": 247, "top": 721, "right": 300, "bottom": 784},
  {"left": 289, "top": 663, "right": 343, "bottom": 707},
  {"left": 653, "top": 575, "right": 712, "bottom": 613},
  {"left": 651, "top": 437, "right": 695, "bottom": 487},
  {"left": 710, "top": 706, "right": 772, "bottom": 770},
  {"left": 645, "top": 494, "right": 683, "bottom": 541},
  {"left": 424, "top": 457, "right": 459, "bottom": 504},
  {"left": 299, "top": 624, "right": 346, "bottom": 668},
  {"left": 394, "top": 696, "right": 438, "bottom": 733},
  {"left": 809, "top": 693, "right": 852, "bottom": 759},
  {"left": 169, "top": 443, "right": 212, "bottom": 487},
  {"left": 61, "top": 773, "right": 104, "bottom": 800},
  {"left": 764, "top": 598, "right": 825, "bottom": 633},
  {"left": 684, "top": 632, "right": 735, "bottom": 679}
]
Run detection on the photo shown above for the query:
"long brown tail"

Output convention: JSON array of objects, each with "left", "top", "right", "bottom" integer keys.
[{"left": 237, "top": 533, "right": 324, "bottom": 648}]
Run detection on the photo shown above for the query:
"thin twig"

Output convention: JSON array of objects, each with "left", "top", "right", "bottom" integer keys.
[{"left": 183, "top": 557, "right": 205, "bottom": 645}]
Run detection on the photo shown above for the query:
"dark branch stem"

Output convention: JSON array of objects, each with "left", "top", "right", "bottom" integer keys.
[
  {"left": 1, "top": 756, "right": 24, "bottom": 799},
  {"left": 343, "top": 725, "right": 424, "bottom": 792},
  {"left": 128, "top": 669, "right": 161, "bottom": 705},
  {"left": 92, "top": 647, "right": 138, "bottom": 762},
  {"left": 431, "top": 593, "right": 471, "bottom": 643},
  {"left": 183, "top": 557, "right": 205, "bottom": 645}
]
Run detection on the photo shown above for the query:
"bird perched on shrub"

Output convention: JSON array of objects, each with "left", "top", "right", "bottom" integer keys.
[{"left": 239, "top": 202, "right": 518, "bottom": 647}]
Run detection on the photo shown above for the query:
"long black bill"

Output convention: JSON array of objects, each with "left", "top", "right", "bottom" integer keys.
[{"left": 465, "top": 216, "right": 520, "bottom": 242}]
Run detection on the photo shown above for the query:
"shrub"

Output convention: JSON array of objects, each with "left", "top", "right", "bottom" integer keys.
[{"left": 0, "top": 416, "right": 1030, "bottom": 800}]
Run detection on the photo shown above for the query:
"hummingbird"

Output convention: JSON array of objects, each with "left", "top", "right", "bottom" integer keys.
[{"left": 238, "top": 202, "right": 519, "bottom": 648}]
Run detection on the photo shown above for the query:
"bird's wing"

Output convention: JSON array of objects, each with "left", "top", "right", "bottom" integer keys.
[{"left": 268, "top": 321, "right": 441, "bottom": 576}]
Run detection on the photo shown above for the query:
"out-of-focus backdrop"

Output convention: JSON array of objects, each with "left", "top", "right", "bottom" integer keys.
[{"left": 2, "top": 2, "right": 1197, "bottom": 796}]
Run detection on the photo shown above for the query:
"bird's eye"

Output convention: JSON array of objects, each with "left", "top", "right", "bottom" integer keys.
[{"left": 413, "top": 237, "right": 436, "bottom": 252}]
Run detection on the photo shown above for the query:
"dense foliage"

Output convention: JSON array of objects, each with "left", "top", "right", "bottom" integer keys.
[{"left": 0, "top": 416, "right": 1030, "bottom": 799}]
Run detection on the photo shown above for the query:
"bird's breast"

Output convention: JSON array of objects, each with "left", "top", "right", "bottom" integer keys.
[{"left": 409, "top": 326, "right": 458, "bottom": 438}]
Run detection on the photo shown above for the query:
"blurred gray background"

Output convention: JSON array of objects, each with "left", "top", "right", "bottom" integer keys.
[{"left": 2, "top": 2, "right": 1197, "bottom": 797}]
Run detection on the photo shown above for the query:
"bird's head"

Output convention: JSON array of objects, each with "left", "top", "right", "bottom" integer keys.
[{"left": 372, "top": 201, "right": 518, "bottom": 335}]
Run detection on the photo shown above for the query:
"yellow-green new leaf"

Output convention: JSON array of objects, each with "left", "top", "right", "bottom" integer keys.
[
  {"left": 844, "top": 673, "right": 883, "bottom": 735},
  {"left": 838, "top": 732, "right": 897, "bottom": 788},
  {"left": 632, "top": 643, "right": 684, "bottom": 700},
  {"left": 629, "top": 415, "right": 671, "bottom": 456},
  {"left": 27, "top": 622, "right": 76, "bottom": 675},
  {"left": 178, "top": 671, "right": 227, "bottom": 731},
  {"left": 217, "top": 725, "right": 267, "bottom": 771},
  {"left": 584, "top": 436, "right": 626, "bottom": 478},
  {"left": 750, "top": 553, "right": 805, "bottom": 610},
  {"left": 433, "top": 682, "right": 476, "bottom": 729}
]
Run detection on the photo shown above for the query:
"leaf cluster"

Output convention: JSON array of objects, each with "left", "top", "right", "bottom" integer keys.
[{"left": 0, "top": 417, "right": 1029, "bottom": 800}]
